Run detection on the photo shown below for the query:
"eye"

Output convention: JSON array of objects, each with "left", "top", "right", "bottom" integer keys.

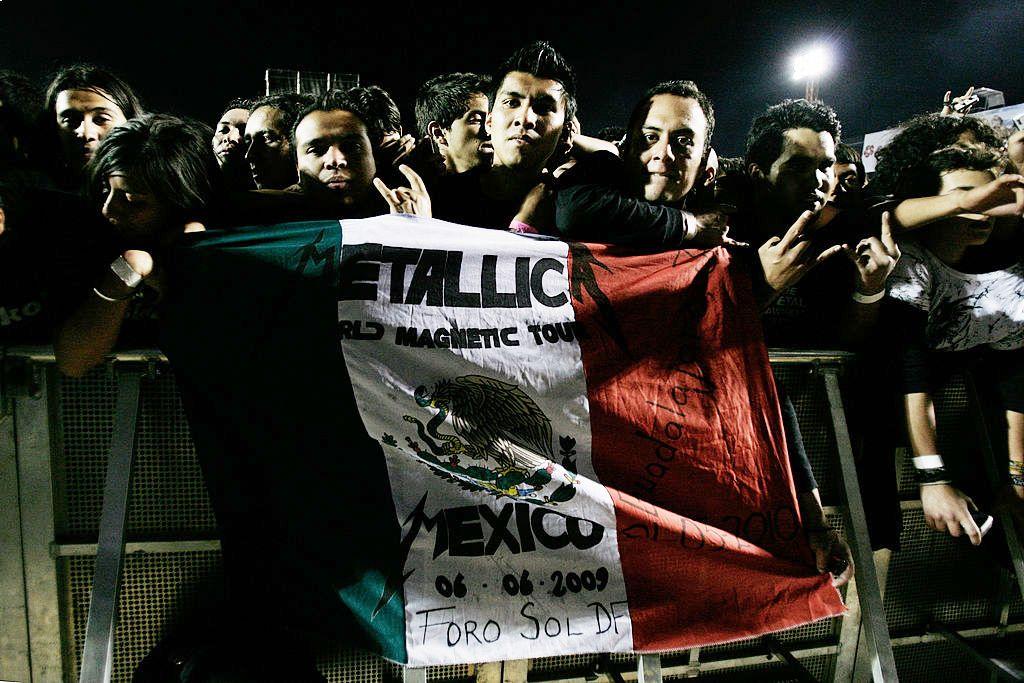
[
  {"left": 674, "top": 136, "right": 693, "bottom": 147},
  {"left": 94, "top": 114, "right": 111, "bottom": 126},
  {"left": 644, "top": 133, "right": 658, "bottom": 144},
  {"left": 503, "top": 98, "right": 520, "bottom": 108}
]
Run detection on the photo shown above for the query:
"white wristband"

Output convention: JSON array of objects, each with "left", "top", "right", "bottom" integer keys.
[
  {"left": 913, "top": 454, "right": 945, "bottom": 470},
  {"left": 851, "top": 289, "right": 885, "bottom": 304}
]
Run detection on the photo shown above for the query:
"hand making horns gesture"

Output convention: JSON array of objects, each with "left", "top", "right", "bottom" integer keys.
[
  {"left": 373, "top": 164, "right": 432, "bottom": 218},
  {"left": 758, "top": 209, "right": 843, "bottom": 294},
  {"left": 842, "top": 210, "right": 901, "bottom": 297}
]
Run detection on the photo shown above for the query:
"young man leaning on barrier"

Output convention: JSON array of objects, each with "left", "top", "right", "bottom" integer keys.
[{"left": 886, "top": 144, "right": 1024, "bottom": 545}]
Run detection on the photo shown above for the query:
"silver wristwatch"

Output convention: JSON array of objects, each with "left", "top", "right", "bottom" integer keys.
[{"left": 110, "top": 255, "right": 144, "bottom": 289}]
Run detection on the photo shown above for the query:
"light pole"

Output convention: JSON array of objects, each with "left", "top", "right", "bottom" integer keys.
[{"left": 790, "top": 44, "right": 833, "bottom": 102}]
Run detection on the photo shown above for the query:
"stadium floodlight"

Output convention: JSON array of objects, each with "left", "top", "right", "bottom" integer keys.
[{"left": 789, "top": 44, "right": 833, "bottom": 102}]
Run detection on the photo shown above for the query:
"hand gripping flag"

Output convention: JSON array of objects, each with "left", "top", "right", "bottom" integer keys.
[{"left": 161, "top": 215, "right": 844, "bottom": 667}]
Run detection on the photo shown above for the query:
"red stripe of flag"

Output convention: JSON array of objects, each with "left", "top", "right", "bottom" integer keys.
[{"left": 568, "top": 243, "right": 844, "bottom": 650}]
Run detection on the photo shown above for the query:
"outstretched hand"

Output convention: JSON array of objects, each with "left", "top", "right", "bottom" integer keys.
[
  {"left": 374, "top": 164, "right": 432, "bottom": 217},
  {"left": 941, "top": 86, "right": 978, "bottom": 116},
  {"left": 758, "top": 210, "right": 843, "bottom": 294},
  {"left": 689, "top": 211, "right": 748, "bottom": 248},
  {"left": 956, "top": 174, "right": 1024, "bottom": 217}
]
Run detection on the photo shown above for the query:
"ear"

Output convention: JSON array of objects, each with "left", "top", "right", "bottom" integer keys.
[
  {"left": 702, "top": 163, "right": 717, "bottom": 187},
  {"left": 427, "top": 121, "right": 448, "bottom": 150},
  {"left": 485, "top": 111, "right": 494, "bottom": 136},
  {"left": 0, "top": 207, "right": 6, "bottom": 238}
]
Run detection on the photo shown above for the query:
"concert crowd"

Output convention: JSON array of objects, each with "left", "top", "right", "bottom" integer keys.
[{"left": 1, "top": 40, "right": 1022, "bottom": 681}]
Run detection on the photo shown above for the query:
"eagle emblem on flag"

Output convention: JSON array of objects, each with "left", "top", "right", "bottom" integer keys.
[{"left": 387, "top": 374, "right": 577, "bottom": 504}]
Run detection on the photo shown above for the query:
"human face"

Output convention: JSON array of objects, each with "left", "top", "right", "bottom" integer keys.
[
  {"left": 212, "top": 107, "right": 249, "bottom": 168},
  {"left": 444, "top": 93, "right": 491, "bottom": 173},
  {"left": 926, "top": 169, "right": 998, "bottom": 248},
  {"left": 625, "top": 94, "right": 709, "bottom": 203},
  {"left": 54, "top": 89, "right": 128, "bottom": 171},
  {"left": 294, "top": 109, "right": 376, "bottom": 207},
  {"left": 244, "top": 105, "right": 295, "bottom": 189},
  {"left": 486, "top": 72, "right": 567, "bottom": 173},
  {"left": 100, "top": 173, "right": 170, "bottom": 247},
  {"left": 765, "top": 127, "right": 836, "bottom": 221}
]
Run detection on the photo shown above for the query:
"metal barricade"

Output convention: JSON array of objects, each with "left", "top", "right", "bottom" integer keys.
[{"left": 3, "top": 346, "right": 1022, "bottom": 682}]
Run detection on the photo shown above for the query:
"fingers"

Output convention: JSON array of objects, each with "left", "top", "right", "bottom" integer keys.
[
  {"left": 879, "top": 211, "right": 897, "bottom": 252},
  {"left": 958, "top": 510, "right": 982, "bottom": 546},
  {"left": 943, "top": 90, "right": 952, "bottom": 105},
  {"left": 722, "top": 235, "right": 750, "bottom": 248},
  {"left": 778, "top": 210, "right": 817, "bottom": 250},
  {"left": 123, "top": 249, "right": 154, "bottom": 278},
  {"left": 373, "top": 177, "right": 400, "bottom": 212},
  {"left": 840, "top": 243, "right": 860, "bottom": 265},
  {"left": 815, "top": 243, "right": 844, "bottom": 264},
  {"left": 398, "top": 164, "right": 427, "bottom": 193},
  {"left": 833, "top": 553, "right": 855, "bottom": 588}
]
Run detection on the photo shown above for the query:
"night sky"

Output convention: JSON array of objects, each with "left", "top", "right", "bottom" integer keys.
[{"left": 2, "top": 0, "right": 1021, "bottom": 157}]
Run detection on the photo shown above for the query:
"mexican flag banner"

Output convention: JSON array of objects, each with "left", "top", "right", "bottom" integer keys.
[{"left": 161, "top": 215, "right": 844, "bottom": 667}]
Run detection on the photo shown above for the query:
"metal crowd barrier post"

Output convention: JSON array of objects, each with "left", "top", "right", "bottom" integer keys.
[
  {"left": 77, "top": 369, "right": 142, "bottom": 683},
  {"left": 820, "top": 366, "right": 898, "bottom": 682},
  {"left": 637, "top": 653, "right": 663, "bottom": 683},
  {"left": 402, "top": 666, "right": 427, "bottom": 683}
]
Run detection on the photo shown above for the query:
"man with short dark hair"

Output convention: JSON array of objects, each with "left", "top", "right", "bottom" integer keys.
[
  {"left": 741, "top": 100, "right": 902, "bottom": 559},
  {"left": 415, "top": 72, "right": 492, "bottom": 175},
  {"left": 429, "top": 41, "right": 575, "bottom": 229},
  {"left": 290, "top": 88, "right": 382, "bottom": 216},
  {"left": 244, "top": 93, "right": 313, "bottom": 190},
  {"left": 547, "top": 80, "right": 724, "bottom": 245},
  {"left": 737, "top": 99, "right": 897, "bottom": 344},
  {"left": 350, "top": 84, "right": 419, "bottom": 172},
  {"left": 744, "top": 99, "right": 842, "bottom": 240},
  {"left": 212, "top": 98, "right": 253, "bottom": 190}
]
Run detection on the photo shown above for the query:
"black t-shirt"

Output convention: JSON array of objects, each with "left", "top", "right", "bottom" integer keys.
[{"left": 429, "top": 167, "right": 523, "bottom": 230}]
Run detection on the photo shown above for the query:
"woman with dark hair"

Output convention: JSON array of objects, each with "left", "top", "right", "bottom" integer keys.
[
  {"left": 54, "top": 113, "right": 219, "bottom": 377},
  {"left": 44, "top": 63, "right": 143, "bottom": 187}
]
